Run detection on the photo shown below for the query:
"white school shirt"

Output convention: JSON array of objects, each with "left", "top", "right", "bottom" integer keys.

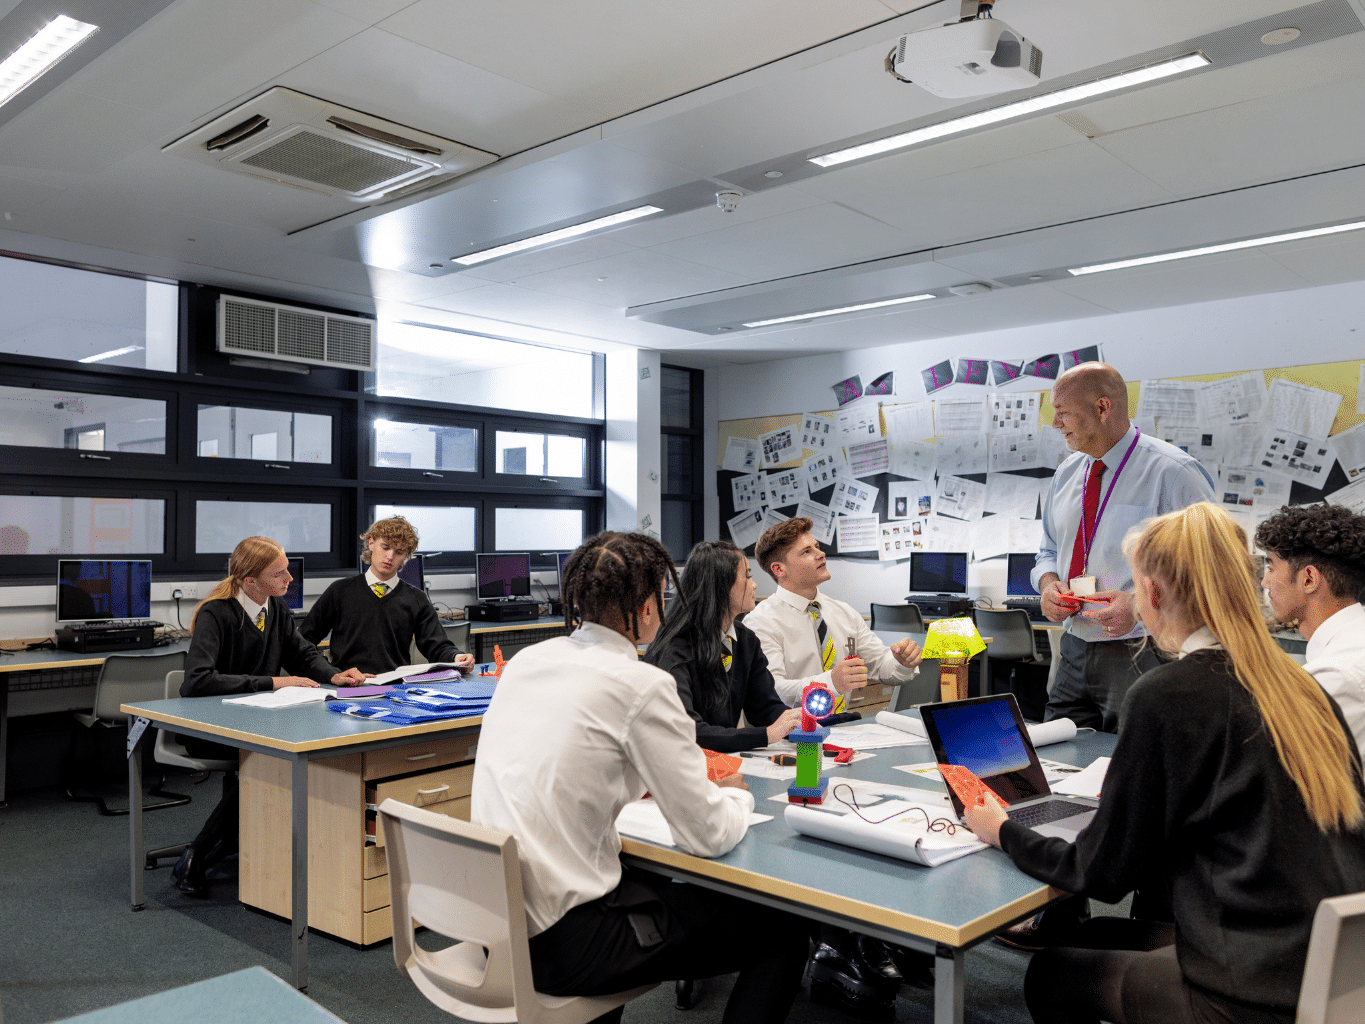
[
  {"left": 1305, "top": 602, "right": 1365, "bottom": 756},
  {"left": 364, "top": 567, "right": 399, "bottom": 595},
  {"left": 743, "top": 585, "right": 917, "bottom": 707},
  {"left": 470, "top": 621, "right": 754, "bottom": 936},
  {"left": 236, "top": 590, "right": 266, "bottom": 628}
]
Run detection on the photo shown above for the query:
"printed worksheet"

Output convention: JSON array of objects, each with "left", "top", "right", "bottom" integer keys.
[
  {"left": 1009, "top": 518, "right": 1045, "bottom": 553},
  {"left": 1157, "top": 427, "right": 1224, "bottom": 476},
  {"left": 803, "top": 450, "right": 846, "bottom": 491},
  {"left": 721, "top": 436, "right": 759, "bottom": 473},
  {"left": 1198, "top": 371, "right": 1266, "bottom": 425},
  {"left": 731, "top": 473, "right": 762, "bottom": 511},
  {"left": 1218, "top": 466, "right": 1291, "bottom": 514},
  {"left": 797, "top": 499, "right": 838, "bottom": 544},
  {"left": 1264, "top": 378, "right": 1341, "bottom": 440},
  {"left": 727, "top": 508, "right": 765, "bottom": 550},
  {"left": 971, "top": 515, "right": 1011, "bottom": 561},
  {"left": 877, "top": 522, "right": 915, "bottom": 561},
  {"left": 1327, "top": 420, "right": 1365, "bottom": 481},
  {"left": 985, "top": 473, "right": 1043, "bottom": 519},
  {"left": 1257, "top": 429, "right": 1335, "bottom": 489},
  {"left": 988, "top": 431, "right": 1040, "bottom": 472},
  {"left": 847, "top": 438, "right": 890, "bottom": 478},
  {"left": 881, "top": 401, "right": 935, "bottom": 445},
  {"left": 887, "top": 480, "right": 935, "bottom": 520},
  {"left": 1136, "top": 379, "right": 1201, "bottom": 425},
  {"left": 762, "top": 508, "right": 790, "bottom": 531},
  {"left": 832, "top": 478, "right": 879, "bottom": 516},
  {"left": 836, "top": 515, "right": 879, "bottom": 553},
  {"left": 918, "top": 513, "right": 971, "bottom": 552},
  {"left": 934, "top": 396, "right": 988, "bottom": 435},
  {"left": 988, "top": 393, "right": 1039, "bottom": 433},
  {"left": 757, "top": 424, "right": 799, "bottom": 468},
  {"left": 767, "top": 468, "right": 805, "bottom": 508},
  {"left": 888, "top": 440, "right": 937, "bottom": 481},
  {"left": 935, "top": 475, "right": 986, "bottom": 521},
  {"left": 835, "top": 398, "right": 882, "bottom": 446},
  {"left": 935, "top": 434, "right": 988, "bottom": 476},
  {"left": 1327, "top": 477, "right": 1365, "bottom": 514},
  {"left": 1037, "top": 426, "right": 1072, "bottom": 470},
  {"left": 800, "top": 413, "right": 835, "bottom": 451}
]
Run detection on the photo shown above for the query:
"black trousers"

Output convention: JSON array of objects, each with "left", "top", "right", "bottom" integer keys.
[
  {"left": 529, "top": 866, "right": 812, "bottom": 1024},
  {"left": 1024, "top": 919, "right": 1292, "bottom": 1024},
  {"left": 1044, "top": 633, "right": 1163, "bottom": 733},
  {"left": 183, "top": 737, "right": 238, "bottom": 860}
]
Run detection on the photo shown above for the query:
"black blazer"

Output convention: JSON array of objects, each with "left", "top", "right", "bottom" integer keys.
[{"left": 649, "top": 621, "right": 789, "bottom": 753}]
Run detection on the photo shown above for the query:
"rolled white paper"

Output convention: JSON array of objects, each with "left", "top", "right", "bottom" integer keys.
[
  {"left": 874, "top": 710, "right": 927, "bottom": 737},
  {"left": 875, "top": 710, "right": 1077, "bottom": 748}
]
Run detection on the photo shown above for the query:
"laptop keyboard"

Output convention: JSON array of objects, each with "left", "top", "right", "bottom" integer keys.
[{"left": 1006, "top": 800, "right": 1086, "bottom": 829}]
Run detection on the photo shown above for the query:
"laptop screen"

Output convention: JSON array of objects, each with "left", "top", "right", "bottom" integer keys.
[{"left": 919, "top": 694, "right": 1051, "bottom": 813}]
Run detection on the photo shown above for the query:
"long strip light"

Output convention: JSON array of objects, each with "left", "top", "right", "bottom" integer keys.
[
  {"left": 1068, "top": 220, "right": 1365, "bottom": 276},
  {"left": 79, "top": 345, "right": 143, "bottom": 363},
  {"left": 0, "top": 15, "right": 99, "bottom": 110},
  {"left": 810, "top": 52, "right": 1210, "bottom": 169},
  {"left": 452, "top": 205, "right": 663, "bottom": 266},
  {"left": 741, "top": 293, "right": 935, "bottom": 328}
]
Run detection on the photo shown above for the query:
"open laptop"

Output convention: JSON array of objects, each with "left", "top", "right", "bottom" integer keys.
[{"left": 919, "top": 693, "right": 1098, "bottom": 840}]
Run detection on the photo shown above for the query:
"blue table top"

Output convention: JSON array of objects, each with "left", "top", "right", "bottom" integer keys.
[
  {"left": 622, "top": 709, "right": 1116, "bottom": 948},
  {"left": 53, "top": 967, "right": 345, "bottom": 1024}
]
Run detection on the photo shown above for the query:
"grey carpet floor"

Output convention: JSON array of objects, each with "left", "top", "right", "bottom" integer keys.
[{"left": 0, "top": 775, "right": 1124, "bottom": 1024}]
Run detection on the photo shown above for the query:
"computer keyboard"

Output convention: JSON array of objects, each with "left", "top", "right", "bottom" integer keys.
[
  {"left": 64, "top": 619, "right": 164, "bottom": 631},
  {"left": 1007, "top": 800, "right": 1086, "bottom": 828},
  {"left": 1003, "top": 597, "right": 1048, "bottom": 622}
]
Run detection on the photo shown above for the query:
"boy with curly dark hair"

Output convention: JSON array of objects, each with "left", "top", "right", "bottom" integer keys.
[{"left": 1255, "top": 502, "right": 1365, "bottom": 750}]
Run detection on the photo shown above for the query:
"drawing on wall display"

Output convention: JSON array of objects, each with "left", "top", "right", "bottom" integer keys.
[
  {"left": 831, "top": 374, "right": 864, "bottom": 406},
  {"left": 1023, "top": 354, "right": 1060, "bottom": 380},
  {"left": 1061, "top": 346, "right": 1101, "bottom": 370},
  {"left": 990, "top": 360, "right": 1023, "bottom": 385},
  {"left": 922, "top": 359, "right": 954, "bottom": 394},
  {"left": 954, "top": 358, "right": 989, "bottom": 385},
  {"left": 865, "top": 372, "right": 895, "bottom": 396}
]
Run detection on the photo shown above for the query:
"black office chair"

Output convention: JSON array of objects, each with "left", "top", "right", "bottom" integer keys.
[
  {"left": 66, "top": 650, "right": 191, "bottom": 816},
  {"left": 972, "top": 609, "right": 1043, "bottom": 697},
  {"left": 409, "top": 620, "right": 473, "bottom": 664},
  {"left": 869, "top": 602, "right": 924, "bottom": 634}
]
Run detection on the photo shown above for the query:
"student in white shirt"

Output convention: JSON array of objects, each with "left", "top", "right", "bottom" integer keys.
[
  {"left": 1255, "top": 503, "right": 1365, "bottom": 752},
  {"left": 472, "top": 532, "right": 810, "bottom": 1024}
]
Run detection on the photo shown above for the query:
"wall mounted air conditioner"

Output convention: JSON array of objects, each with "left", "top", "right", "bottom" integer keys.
[
  {"left": 217, "top": 295, "right": 376, "bottom": 372},
  {"left": 165, "top": 88, "right": 497, "bottom": 201}
]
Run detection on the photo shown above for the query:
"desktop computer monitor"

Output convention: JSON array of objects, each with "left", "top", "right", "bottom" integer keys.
[
  {"left": 477, "top": 552, "right": 532, "bottom": 600},
  {"left": 1006, "top": 553, "right": 1038, "bottom": 597},
  {"left": 909, "top": 551, "right": 968, "bottom": 595},
  {"left": 555, "top": 550, "right": 571, "bottom": 586},
  {"left": 56, "top": 560, "right": 153, "bottom": 622},
  {"left": 283, "top": 557, "right": 305, "bottom": 611},
  {"left": 397, "top": 553, "right": 425, "bottom": 593}
]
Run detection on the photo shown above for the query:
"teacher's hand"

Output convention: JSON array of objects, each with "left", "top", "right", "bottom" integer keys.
[
  {"left": 1041, "top": 577, "right": 1080, "bottom": 622},
  {"left": 1082, "top": 590, "right": 1137, "bottom": 637}
]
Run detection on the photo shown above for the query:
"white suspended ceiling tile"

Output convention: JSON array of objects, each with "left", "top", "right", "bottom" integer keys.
[
  {"left": 1262, "top": 231, "right": 1365, "bottom": 287},
  {"left": 0, "top": 171, "right": 66, "bottom": 215},
  {"left": 1048, "top": 249, "right": 1310, "bottom": 312},
  {"left": 376, "top": 0, "right": 909, "bottom": 121},
  {"left": 880, "top": 282, "right": 1113, "bottom": 337},
  {"left": 1094, "top": 70, "right": 1365, "bottom": 198},
  {"left": 0, "top": 89, "right": 175, "bottom": 175},
  {"left": 610, "top": 187, "right": 823, "bottom": 248},
  {"left": 792, "top": 116, "right": 1085, "bottom": 202},
  {"left": 308, "top": 0, "right": 414, "bottom": 23},
  {"left": 280, "top": 28, "right": 599, "bottom": 155},
  {"left": 460, "top": 235, "right": 638, "bottom": 285},
  {"left": 511, "top": 249, "right": 755, "bottom": 308},
  {"left": 843, "top": 141, "right": 1173, "bottom": 249},
  {"left": 650, "top": 202, "right": 916, "bottom": 279},
  {"left": 363, "top": 266, "right": 491, "bottom": 304}
]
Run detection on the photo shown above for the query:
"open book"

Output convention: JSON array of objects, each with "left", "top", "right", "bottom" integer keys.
[
  {"left": 222, "top": 687, "right": 328, "bottom": 709},
  {"left": 785, "top": 800, "right": 987, "bottom": 867}
]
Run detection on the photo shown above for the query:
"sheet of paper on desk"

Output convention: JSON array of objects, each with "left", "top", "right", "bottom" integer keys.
[
  {"left": 615, "top": 799, "right": 772, "bottom": 847},
  {"left": 824, "top": 723, "right": 926, "bottom": 749},
  {"left": 737, "top": 759, "right": 798, "bottom": 780},
  {"left": 1051, "top": 757, "right": 1111, "bottom": 798},
  {"left": 894, "top": 757, "right": 1079, "bottom": 786},
  {"left": 785, "top": 799, "right": 984, "bottom": 866},
  {"left": 224, "top": 688, "right": 329, "bottom": 708}
]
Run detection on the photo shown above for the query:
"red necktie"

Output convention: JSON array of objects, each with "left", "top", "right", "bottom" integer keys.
[{"left": 1066, "top": 459, "right": 1106, "bottom": 584}]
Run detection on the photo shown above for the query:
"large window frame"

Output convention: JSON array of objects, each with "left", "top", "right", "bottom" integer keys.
[
  {"left": 660, "top": 364, "right": 705, "bottom": 561},
  {"left": 0, "top": 254, "right": 607, "bottom": 584}
]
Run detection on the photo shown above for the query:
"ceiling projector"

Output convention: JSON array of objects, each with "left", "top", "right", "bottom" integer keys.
[{"left": 891, "top": 20, "right": 1043, "bottom": 98}]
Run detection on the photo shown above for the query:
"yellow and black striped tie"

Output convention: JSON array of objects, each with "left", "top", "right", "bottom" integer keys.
[
  {"left": 721, "top": 635, "right": 733, "bottom": 672},
  {"left": 254, "top": 609, "right": 265, "bottom": 632},
  {"left": 372, "top": 582, "right": 387, "bottom": 599},
  {"left": 808, "top": 602, "right": 843, "bottom": 711}
]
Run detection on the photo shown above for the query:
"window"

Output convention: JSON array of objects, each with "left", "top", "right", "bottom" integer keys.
[
  {"left": 196, "top": 404, "right": 332, "bottom": 463},
  {"left": 0, "top": 254, "right": 177, "bottom": 370},
  {"left": 660, "top": 365, "right": 704, "bottom": 561},
  {"left": 0, "top": 384, "right": 166, "bottom": 454},
  {"left": 371, "top": 504, "right": 477, "bottom": 555},
  {"left": 371, "top": 416, "right": 479, "bottom": 474},
  {"left": 495, "top": 430, "right": 586, "bottom": 478},
  {"left": 0, "top": 494, "right": 165, "bottom": 554},
  {"left": 195, "top": 500, "right": 332, "bottom": 553},
  {"left": 494, "top": 507, "right": 585, "bottom": 551}
]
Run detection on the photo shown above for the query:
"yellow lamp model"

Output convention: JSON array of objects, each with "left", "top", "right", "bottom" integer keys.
[{"left": 921, "top": 617, "right": 986, "bottom": 702}]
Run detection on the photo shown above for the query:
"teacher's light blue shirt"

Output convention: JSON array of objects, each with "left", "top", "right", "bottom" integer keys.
[{"left": 1034, "top": 424, "right": 1215, "bottom": 643}]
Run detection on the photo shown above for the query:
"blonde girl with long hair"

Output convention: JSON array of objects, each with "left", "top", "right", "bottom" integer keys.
[
  {"left": 173, "top": 536, "right": 368, "bottom": 897},
  {"left": 965, "top": 502, "right": 1365, "bottom": 1024}
]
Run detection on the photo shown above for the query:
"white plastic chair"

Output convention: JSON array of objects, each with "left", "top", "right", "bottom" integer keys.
[
  {"left": 1296, "top": 891, "right": 1365, "bottom": 1023},
  {"left": 379, "top": 798, "right": 656, "bottom": 1024}
]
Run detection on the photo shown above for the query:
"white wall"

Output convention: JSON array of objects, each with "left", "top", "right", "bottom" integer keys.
[{"left": 717, "top": 277, "right": 1365, "bottom": 609}]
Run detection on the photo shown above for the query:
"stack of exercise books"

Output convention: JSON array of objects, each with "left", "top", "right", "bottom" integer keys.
[{"left": 327, "top": 668, "right": 497, "bottom": 724}]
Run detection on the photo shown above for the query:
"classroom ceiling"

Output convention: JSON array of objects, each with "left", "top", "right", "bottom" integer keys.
[{"left": 3, "top": 0, "right": 1365, "bottom": 365}]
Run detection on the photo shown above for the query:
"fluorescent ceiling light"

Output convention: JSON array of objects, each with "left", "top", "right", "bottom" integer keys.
[
  {"left": 0, "top": 15, "right": 99, "bottom": 110},
  {"left": 452, "top": 205, "right": 663, "bottom": 266},
  {"left": 810, "top": 52, "right": 1209, "bottom": 168},
  {"left": 1068, "top": 220, "right": 1365, "bottom": 276},
  {"left": 741, "top": 293, "right": 935, "bottom": 328},
  {"left": 78, "top": 345, "right": 142, "bottom": 363}
]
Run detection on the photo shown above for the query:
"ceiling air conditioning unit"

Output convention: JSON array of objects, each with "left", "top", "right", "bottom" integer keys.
[
  {"left": 217, "top": 295, "right": 376, "bottom": 372},
  {"left": 892, "top": 20, "right": 1042, "bottom": 98},
  {"left": 164, "top": 87, "right": 497, "bottom": 201}
]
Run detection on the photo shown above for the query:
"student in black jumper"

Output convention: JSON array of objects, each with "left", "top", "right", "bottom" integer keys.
[
  {"left": 646, "top": 540, "right": 801, "bottom": 753},
  {"left": 301, "top": 516, "right": 472, "bottom": 675},
  {"left": 965, "top": 502, "right": 1365, "bottom": 1024},
  {"left": 174, "top": 536, "right": 369, "bottom": 897}
]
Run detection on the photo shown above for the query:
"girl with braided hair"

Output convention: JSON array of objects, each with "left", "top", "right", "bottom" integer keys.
[{"left": 473, "top": 531, "right": 809, "bottom": 1024}]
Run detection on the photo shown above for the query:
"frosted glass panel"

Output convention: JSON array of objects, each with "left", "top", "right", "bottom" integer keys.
[
  {"left": 372, "top": 418, "right": 478, "bottom": 472},
  {"left": 495, "top": 508, "right": 584, "bottom": 551},
  {"left": 495, "top": 431, "right": 585, "bottom": 477},
  {"left": 0, "top": 495, "right": 164, "bottom": 554},
  {"left": 197, "top": 405, "right": 332, "bottom": 463},
  {"left": 196, "top": 500, "right": 331, "bottom": 553},
  {"left": 373, "top": 504, "right": 476, "bottom": 551},
  {"left": 0, "top": 385, "right": 165, "bottom": 453}
]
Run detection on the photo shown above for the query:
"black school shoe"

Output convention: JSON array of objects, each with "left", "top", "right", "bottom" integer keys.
[
  {"left": 171, "top": 845, "right": 209, "bottom": 898},
  {"left": 809, "top": 934, "right": 901, "bottom": 1020},
  {"left": 887, "top": 945, "right": 935, "bottom": 990}
]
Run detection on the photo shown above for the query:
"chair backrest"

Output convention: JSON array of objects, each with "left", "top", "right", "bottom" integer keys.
[
  {"left": 869, "top": 602, "right": 924, "bottom": 634},
  {"left": 409, "top": 620, "right": 474, "bottom": 665},
  {"left": 92, "top": 651, "right": 187, "bottom": 724},
  {"left": 971, "top": 609, "right": 1036, "bottom": 661},
  {"left": 380, "top": 798, "right": 541, "bottom": 1020},
  {"left": 1298, "top": 891, "right": 1365, "bottom": 1023}
]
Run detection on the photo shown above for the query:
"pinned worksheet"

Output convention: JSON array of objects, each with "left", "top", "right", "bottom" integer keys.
[
  {"left": 721, "top": 436, "right": 759, "bottom": 473},
  {"left": 847, "top": 438, "right": 890, "bottom": 478},
  {"left": 832, "top": 478, "right": 879, "bottom": 516},
  {"left": 797, "top": 499, "right": 838, "bottom": 544},
  {"left": 935, "top": 475, "right": 986, "bottom": 521}
]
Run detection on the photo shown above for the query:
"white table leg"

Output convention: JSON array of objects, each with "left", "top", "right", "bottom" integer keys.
[{"left": 934, "top": 946, "right": 965, "bottom": 1024}]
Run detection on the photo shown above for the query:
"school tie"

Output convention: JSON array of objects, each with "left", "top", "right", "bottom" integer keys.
[
  {"left": 721, "top": 635, "right": 734, "bottom": 672},
  {"left": 1066, "top": 459, "right": 1106, "bottom": 584},
  {"left": 372, "top": 582, "right": 388, "bottom": 599},
  {"left": 254, "top": 609, "right": 265, "bottom": 632},
  {"left": 808, "top": 601, "right": 844, "bottom": 712}
]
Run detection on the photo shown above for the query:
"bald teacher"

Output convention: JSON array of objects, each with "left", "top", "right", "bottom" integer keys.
[{"left": 1034, "top": 362, "right": 1215, "bottom": 732}]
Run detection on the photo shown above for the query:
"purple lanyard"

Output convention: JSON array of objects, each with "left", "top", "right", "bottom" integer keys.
[{"left": 1079, "top": 427, "right": 1141, "bottom": 573}]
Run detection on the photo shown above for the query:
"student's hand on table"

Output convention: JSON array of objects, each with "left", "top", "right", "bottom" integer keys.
[
  {"left": 1082, "top": 590, "right": 1136, "bottom": 637},
  {"left": 766, "top": 707, "right": 804, "bottom": 744},
  {"left": 330, "top": 667, "right": 373, "bottom": 685},
  {"left": 273, "top": 676, "right": 320, "bottom": 690},
  {"left": 716, "top": 774, "right": 750, "bottom": 792},
  {"left": 1041, "top": 578, "right": 1081, "bottom": 622},
  {"left": 453, "top": 653, "right": 475, "bottom": 670},
  {"left": 963, "top": 799, "right": 1008, "bottom": 847},
  {"left": 831, "top": 657, "right": 868, "bottom": 694},
  {"left": 890, "top": 637, "right": 922, "bottom": 668}
]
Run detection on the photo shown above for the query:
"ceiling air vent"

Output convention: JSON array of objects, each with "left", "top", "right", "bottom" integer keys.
[
  {"left": 165, "top": 88, "right": 497, "bottom": 201},
  {"left": 217, "top": 295, "right": 375, "bottom": 371}
]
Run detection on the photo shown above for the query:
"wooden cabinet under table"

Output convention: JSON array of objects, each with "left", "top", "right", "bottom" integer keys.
[{"left": 239, "top": 728, "right": 481, "bottom": 946}]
